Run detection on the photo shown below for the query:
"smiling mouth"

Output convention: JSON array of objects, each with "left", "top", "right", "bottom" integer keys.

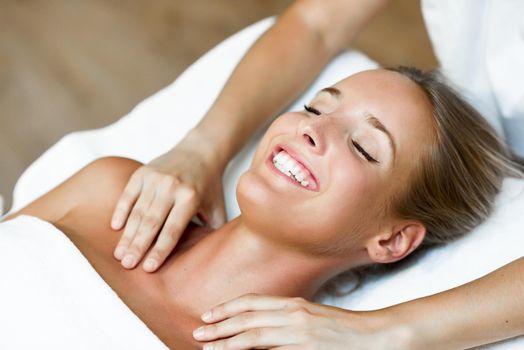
[{"left": 266, "top": 145, "right": 319, "bottom": 191}]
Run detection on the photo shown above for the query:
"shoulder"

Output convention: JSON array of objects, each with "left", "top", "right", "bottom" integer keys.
[
  {"left": 5, "top": 156, "right": 143, "bottom": 224},
  {"left": 73, "top": 156, "right": 142, "bottom": 202}
]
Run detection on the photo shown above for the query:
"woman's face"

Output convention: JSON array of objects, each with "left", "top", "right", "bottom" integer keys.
[{"left": 237, "top": 69, "right": 434, "bottom": 255}]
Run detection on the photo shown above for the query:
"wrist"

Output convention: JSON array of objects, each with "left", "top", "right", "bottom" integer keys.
[
  {"left": 182, "top": 127, "right": 232, "bottom": 171},
  {"left": 363, "top": 307, "right": 417, "bottom": 350}
]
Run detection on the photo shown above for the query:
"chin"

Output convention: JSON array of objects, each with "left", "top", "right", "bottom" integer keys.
[
  {"left": 236, "top": 171, "right": 278, "bottom": 228},
  {"left": 236, "top": 171, "right": 341, "bottom": 253}
]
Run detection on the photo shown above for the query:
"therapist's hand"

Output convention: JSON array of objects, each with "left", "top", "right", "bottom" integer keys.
[
  {"left": 192, "top": 293, "right": 413, "bottom": 350},
  {"left": 110, "top": 129, "right": 228, "bottom": 272}
]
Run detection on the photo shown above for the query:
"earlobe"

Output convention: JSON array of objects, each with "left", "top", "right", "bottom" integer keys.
[{"left": 367, "top": 223, "right": 426, "bottom": 264}]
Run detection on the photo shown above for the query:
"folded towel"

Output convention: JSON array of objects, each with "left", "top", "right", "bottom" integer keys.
[{"left": 0, "top": 215, "right": 167, "bottom": 349}]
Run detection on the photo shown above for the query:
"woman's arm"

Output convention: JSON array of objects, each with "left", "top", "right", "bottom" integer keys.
[
  {"left": 194, "top": 257, "right": 524, "bottom": 349},
  {"left": 110, "top": 0, "right": 392, "bottom": 272}
]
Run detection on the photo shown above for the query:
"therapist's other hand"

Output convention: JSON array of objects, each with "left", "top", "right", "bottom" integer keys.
[
  {"left": 193, "top": 293, "right": 412, "bottom": 350},
  {"left": 110, "top": 129, "right": 227, "bottom": 272}
]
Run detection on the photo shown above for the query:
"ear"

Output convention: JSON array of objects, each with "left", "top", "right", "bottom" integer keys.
[{"left": 366, "top": 223, "right": 426, "bottom": 264}]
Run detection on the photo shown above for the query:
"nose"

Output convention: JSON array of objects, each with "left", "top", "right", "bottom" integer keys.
[{"left": 300, "top": 115, "right": 340, "bottom": 154}]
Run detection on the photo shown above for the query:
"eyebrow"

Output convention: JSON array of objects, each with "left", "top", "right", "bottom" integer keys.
[
  {"left": 319, "top": 87, "right": 341, "bottom": 99},
  {"left": 366, "top": 114, "right": 397, "bottom": 162}
]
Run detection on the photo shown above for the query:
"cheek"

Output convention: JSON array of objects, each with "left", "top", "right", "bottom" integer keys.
[
  {"left": 319, "top": 157, "right": 382, "bottom": 239},
  {"left": 250, "top": 113, "right": 303, "bottom": 166}
]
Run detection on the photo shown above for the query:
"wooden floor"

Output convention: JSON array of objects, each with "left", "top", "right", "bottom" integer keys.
[{"left": 0, "top": 0, "right": 436, "bottom": 211}]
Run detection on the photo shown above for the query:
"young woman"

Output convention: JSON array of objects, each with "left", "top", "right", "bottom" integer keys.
[
  {"left": 3, "top": 67, "right": 515, "bottom": 348},
  {"left": 105, "top": 1, "right": 524, "bottom": 348}
]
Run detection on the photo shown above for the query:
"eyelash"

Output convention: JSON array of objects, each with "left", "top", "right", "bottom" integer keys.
[
  {"left": 304, "top": 104, "right": 321, "bottom": 115},
  {"left": 352, "top": 141, "right": 378, "bottom": 163},
  {"left": 303, "top": 104, "right": 379, "bottom": 163}
]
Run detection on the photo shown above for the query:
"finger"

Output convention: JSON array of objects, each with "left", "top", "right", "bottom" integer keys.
[
  {"left": 202, "top": 327, "right": 299, "bottom": 350},
  {"left": 111, "top": 169, "right": 144, "bottom": 230},
  {"left": 123, "top": 180, "right": 175, "bottom": 269},
  {"left": 115, "top": 181, "right": 157, "bottom": 265},
  {"left": 206, "top": 196, "right": 227, "bottom": 230},
  {"left": 142, "top": 185, "right": 199, "bottom": 272},
  {"left": 193, "top": 310, "right": 291, "bottom": 341},
  {"left": 202, "top": 294, "right": 305, "bottom": 323}
]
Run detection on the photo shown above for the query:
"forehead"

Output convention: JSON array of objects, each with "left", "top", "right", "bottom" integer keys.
[{"left": 331, "top": 69, "right": 433, "bottom": 117}]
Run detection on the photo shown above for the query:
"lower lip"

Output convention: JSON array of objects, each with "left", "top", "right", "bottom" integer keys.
[{"left": 265, "top": 156, "right": 313, "bottom": 191}]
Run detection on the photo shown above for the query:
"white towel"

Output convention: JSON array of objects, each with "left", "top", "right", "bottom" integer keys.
[{"left": 0, "top": 215, "right": 167, "bottom": 349}]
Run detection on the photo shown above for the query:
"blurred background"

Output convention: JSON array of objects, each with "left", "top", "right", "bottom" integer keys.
[{"left": 0, "top": 0, "right": 436, "bottom": 211}]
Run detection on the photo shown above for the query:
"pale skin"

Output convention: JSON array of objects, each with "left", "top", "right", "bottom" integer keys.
[
  {"left": 109, "top": 0, "right": 524, "bottom": 348},
  {"left": 5, "top": 70, "right": 434, "bottom": 349}
]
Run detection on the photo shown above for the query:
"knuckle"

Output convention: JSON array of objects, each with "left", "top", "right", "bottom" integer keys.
[
  {"left": 238, "top": 313, "right": 252, "bottom": 324},
  {"left": 117, "top": 237, "right": 130, "bottom": 247},
  {"left": 291, "top": 307, "right": 312, "bottom": 324},
  {"left": 130, "top": 208, "right": 145, "bottom": 221},
  {"left": 143, "top": 215, "right": 161, "bottom": 230},
  {"left": 284, "top": 296, "right": 305, "bottom": 310},
  {"left": 179, "top": 184, "right": 199, "bottom": 203},
  {"left": 160, "top": 175, "right": 176, "bottom": 188},
  {"left": 292, "top": 296, "right": 306, "bottom": 303},
  {"left": 148, "top": 247, "right": 167, "bottom": 262},
  {"left": 129, "top": 240, "right": 150, "bottom": 255},
  {"left": 128, "top": 240, "right": 146, "bottom": 254},
  {"left": 245, "top": 327, "right": 263, "bottom": 341},
  {"left": 164, "top": 224, "right": 184, "bottom": 239}
]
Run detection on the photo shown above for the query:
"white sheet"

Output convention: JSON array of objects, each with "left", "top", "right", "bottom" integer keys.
[
  {"left": 0, "top": 215, "right": 167, "bottom": 349},
  {"left": 4, "top": 17, "right": 524, "bottom": 349}
]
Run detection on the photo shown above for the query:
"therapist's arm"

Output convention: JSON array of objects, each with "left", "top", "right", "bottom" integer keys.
[
  {"left": 191, "top": 0, "right": 391, "bottom": 164},
  {"left": 396, "top": 256, "right": 524, "bottom": 349},
  {"left": 111, "top": 0, "right": 391, "bottom": 272},
  {"left": 195, "top": 257, "right": 524, "bottom": 349},
  {"left": 194, "top": 258, "right": 524, "bottom": 350}
]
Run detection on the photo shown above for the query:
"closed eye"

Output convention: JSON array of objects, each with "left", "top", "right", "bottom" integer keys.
[
  {"left": 304, "top": 104, "right": 321, "bottom": 115},
  {"left": 352, "top": 140, "right": 379, "bottom": 163}
]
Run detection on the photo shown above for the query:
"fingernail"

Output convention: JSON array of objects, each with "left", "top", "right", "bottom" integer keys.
[
  {"left": 201, "top": 311, "right": 213, "bottom": 322},
  {"left": 203, "top": 343, "right": 214, "bottom": 350},
  {"left": 143, "top": 258, "right": 158, "bottom": 272},
  {"left": 111, "top": 217, "right": 121, "bottom": 230},
  {"left": 122, "top": 254, "right": 136, "bottom": 268},
  {"left": 192, "top": 326, "right": 205, "bottom": 339},
  {"left": 114, "top": 246, "right": 126, "bottom": 260}
]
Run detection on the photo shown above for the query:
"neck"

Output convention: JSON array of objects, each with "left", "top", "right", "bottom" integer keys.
[{"left": 164, "top": 216, "right": 367, "bottom": 317}]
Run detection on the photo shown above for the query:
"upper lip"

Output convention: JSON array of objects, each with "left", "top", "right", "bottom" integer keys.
[{"left": 271, "top": 143, "right": 320, "bottom": 188}]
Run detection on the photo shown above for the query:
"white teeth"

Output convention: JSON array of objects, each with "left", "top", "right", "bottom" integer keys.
[
  {"left": 272, "top": 150, "right": 310, "bottom": 188},
  {"left": 283, "top": 159, "right": 294, "bottom": 170}
]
